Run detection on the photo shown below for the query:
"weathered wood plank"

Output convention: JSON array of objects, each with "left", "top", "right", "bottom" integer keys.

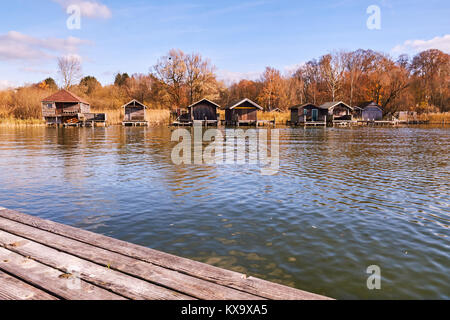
[
  {"left": 0, "top": 230, "right": 193, "bottom": 300},
  {"left": 0, "top": 247, "right": 123, "bottom": 300},
  {"left": 0, "top": 209, "right": 331, "bottom": 300},
  {"left": 0, "top": 217, "right": 261, "bottom": 300},
  {"left": 0, "top": 270, "right": 58, "bottom": 300}
]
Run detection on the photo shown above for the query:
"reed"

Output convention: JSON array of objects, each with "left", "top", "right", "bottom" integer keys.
[
  {"left": 257, "top": 111, "right": 290, "bottom": 124},
  {"left": 418, "top": 112, "right": 450, "bottom": 123},
  {"left": 92, "top": 108, "right": 171, "bottom": 125},
  {"left": 0, "top": 117, "right": 45, "bottom": 126}
]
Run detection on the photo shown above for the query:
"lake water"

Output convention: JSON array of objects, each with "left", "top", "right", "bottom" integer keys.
[{"left": 0, "top": 125, "right": 448, "bottom": 299}]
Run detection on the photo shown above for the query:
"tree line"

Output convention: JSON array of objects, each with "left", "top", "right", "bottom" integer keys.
[{"left": 1, "top": 48, "right": 448, "bottom": 120}]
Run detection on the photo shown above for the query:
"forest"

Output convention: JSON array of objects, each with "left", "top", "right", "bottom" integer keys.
[{"left": 0, "top": 48, "right": 448, "bottom": 124}]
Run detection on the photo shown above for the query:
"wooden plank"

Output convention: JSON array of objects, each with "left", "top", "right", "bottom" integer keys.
[
  {"left": 0, "top": 230, "right": 193, "bottom": 300},
  {"left": 0, "top": 247, "right": 123, "bottom": 300},
  {"left": 0, "top": 209, "right": 331, "bottom": 300},
  {"left": 0, "top": 217, "right": 261, "bottom": 300},
  {"left": 0, "top": 270, "right": 58, "bottom": 300}
]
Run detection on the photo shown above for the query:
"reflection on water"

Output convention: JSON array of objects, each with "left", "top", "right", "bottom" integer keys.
[{"left": 0, "top": 125, "right": 449, "bottom": 299}]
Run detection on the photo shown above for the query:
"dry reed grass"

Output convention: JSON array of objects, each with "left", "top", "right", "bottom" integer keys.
[
  {"left": 92, "top": 108, "right": 171, "bottom": 125},
  {"left": 418, "top": 112, "right": 450, "bottom": 123}
]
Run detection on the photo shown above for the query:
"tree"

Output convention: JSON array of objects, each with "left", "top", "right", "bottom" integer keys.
[
  {"left": 185, "top": 53, "right": 217, "bottom": 104},
  {"left": 295, "top": 60, "right": 321, "bottom": 104},
  {"left": 57, "top": 56, "right": 82, "bottom": 89},
  {"left": 319, "top": 52, "right": 345, "bottom": 101},
  {"left": 79, "top": 76, "right": 101, "bottom": 95},
  {"left": 124, "top": 74, "right": 153, "bottom": 103},
  {"left": 114, "top": 73, "right": 130, "bottom": 87},
  {"left": 257, "top": 67, "right": 286, "bottom": 111},
  {"left": 152, "top": 49, "right": 187, "bottom": 109},
  {"left": 410, "top": 49, "right": 450, "bottom": 112}
]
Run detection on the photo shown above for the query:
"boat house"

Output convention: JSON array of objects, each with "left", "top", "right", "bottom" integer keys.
[
  {"left": 122, "top": 100, "right": 148, "bottom": 126},
  {"left": 41, "top": 89, "right": 106, "bottom": 126},
  {"left": 187, "top": 98, "right": 220, "bottom": 125},
  {"left": 223, "top": 98, "right": 263, "bottom": 126},
  {"left": 318, "top": 101, "right": 354, "bottom": 122},
  {"left": 355, "top": 101, "right": 383, "bottom": 121},
  {"left": 290, "top": 103, "right": 327, "bottom": 125}
]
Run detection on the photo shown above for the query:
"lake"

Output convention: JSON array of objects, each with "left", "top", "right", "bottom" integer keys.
[{"left": 0, "top": 125, "right": 448, "bottom": 299}]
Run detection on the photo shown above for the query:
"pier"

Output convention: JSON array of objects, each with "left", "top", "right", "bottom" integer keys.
[{"left": 0, "top": 207, "right": 330, "bottom": 300}]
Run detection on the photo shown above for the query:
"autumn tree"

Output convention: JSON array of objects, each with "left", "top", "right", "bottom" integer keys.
[
  {"left": 124, "top": 74, "right": 154, "bottom": 103},
  {"left": 152, "top": 49, "right": 187, "bottom": 109},
  {"left": 58, "top": 56, "right": 82, "bottom": 89},
  {"left": 294, "top": 60, "right": 321, "bottom": 104},
  {"left": 319, "top": 52, "right": 345, "bottom": 101},
  {"left": 410, "top": 49, "right": 450, "bottom": 112},
  {"left": 185, "top": 53, "right": 217, "bottom": 104},
  {"left": 39, "top": 77, "right": 58, "bottom": 90},
  {"left": 79, "top": 76, "right": 101, "bottom": 95},
  {"left": 114, "top": 73, "right": 130, "bottom": 87},
  {"left": 257, "top": 67, "right": 287, "bottom": 111}
]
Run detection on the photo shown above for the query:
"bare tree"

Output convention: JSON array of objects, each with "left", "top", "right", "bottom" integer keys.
[
  {"left": 58, "top": 56, "right": 82, "bottom": 89},
  {"left": 185, "top": 53, "right": 216, "bottom": 104},
  {"left": 152, "top": 49, "right": 187, "bottom": 109},
  {"left": 320, "top": 52, "right": 345, "bottom": 101}
]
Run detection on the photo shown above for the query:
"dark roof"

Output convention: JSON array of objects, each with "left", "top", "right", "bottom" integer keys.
[
  {"left": 318, "top": 101, "right": 353, "bottom": 111},
  {"left": 187, "top": 98, "right": 221, "bottom": 109},
  {"left": 223, "top": 98, "right": 263, "bottom": 110},
  {"left": 289, "top": 103, "right": 317, "bottom": 110},
  {"left": 42, "top": 89, "right": 89, "bottom": 104},
  {"left": 356, "top": 101, "right": 382, "bottom": 110},
  {"left": 121, "top": 99, "right": 148, "bottom": 109}
]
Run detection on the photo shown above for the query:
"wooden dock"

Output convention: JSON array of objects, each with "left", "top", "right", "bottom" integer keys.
[{"left": 0, "top": 207, "right": 330, "bottom": 300}]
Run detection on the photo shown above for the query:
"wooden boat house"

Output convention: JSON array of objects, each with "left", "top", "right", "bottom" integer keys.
[
  {"left": 187, "top": 98, "right": 220, "bottom": 125},
  {"left": 318, "top": 101, "right": 354, "bottom": 122},
  {"left": 354, "top": 101, "right": 383, "bottom": 121},
  {"left": 223, "top": 98, "right": 263, "bottom": 126},
  {"left": 122, "top": 99, "right": 148, "bottom": 126},
  {"left": 41, "top": 89, "right": 106, "bottom": 126},
  {"left": 290, "top": 103, "right": 327, "bottom": 125}
]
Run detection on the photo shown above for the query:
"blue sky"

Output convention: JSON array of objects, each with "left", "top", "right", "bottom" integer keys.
[{"left": 0, "top": 0, "right": 449, "bottom": 88}]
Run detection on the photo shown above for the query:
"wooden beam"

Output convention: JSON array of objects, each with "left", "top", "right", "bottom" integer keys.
[
  {"left": 0, "top": 209, "right": 331, "bottom": 300},
  {"left": 0, "top": 270, "right": 58, "bottom": 300},
  {"left": 0, "top": 230, "right": 193, "bottom": 300},
  {"left": 0, "top": 247, "right": 123, "bottom": 300},
  {"left": 0, "top": 217, "right": 260, "bottom": 300}
]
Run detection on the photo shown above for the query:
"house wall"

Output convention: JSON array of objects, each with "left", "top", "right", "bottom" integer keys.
[
  {"left": 80, "top": 103, "right": 91, "bottom": 114},
  {"left": 124, "top": 106, "right": 145, "bottom": 121},
  {"left": 42, "top": 102, "right": 56, "bottom": 117},
  {"left": 290, "top": 109, "right": 299, "bottom": 123},
  {"left": 362, "top": 106, "right": 383, "bottom": 121},
  {"left": 225, "top": 108, "right": 258, "bottom": 122},
  {"left": 190, "top": 103, "right": 217, "bottom": 121}
]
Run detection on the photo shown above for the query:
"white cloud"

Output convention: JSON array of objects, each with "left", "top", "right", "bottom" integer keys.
[
  {"left": 218, "top": 70, "right": 262, "bottom": 85},
  {"left": 0, "top": 31, "right": 90, "bottom": 62},
  {"left": 392, "top": 34, "right": 450, "bottom": 54},
  {"left": 53, "top": 0, "right": 112, "bottom": 19},
  {"left": 0, "top": 80, "right": 16, "bottom": 90}
]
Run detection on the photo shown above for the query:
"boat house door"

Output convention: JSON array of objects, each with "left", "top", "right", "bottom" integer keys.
[{"left": 312, "top": 109, "right": 318, "bottom": 122}]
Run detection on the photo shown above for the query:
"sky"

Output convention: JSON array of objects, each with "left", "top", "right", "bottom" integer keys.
[{"left": 0, "top": 0, "right": 449, "bottom": 89}]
